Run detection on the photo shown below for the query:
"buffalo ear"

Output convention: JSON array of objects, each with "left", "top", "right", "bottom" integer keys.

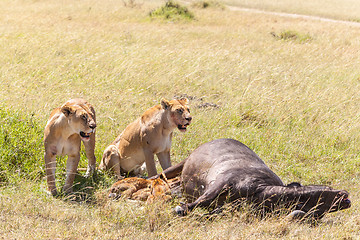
[
  {"left": 61, "top": 104, "right": 75, "bottom": 117},
  {"left": 178, "top": 97, "right": 189, "bottom": 105},
  {"left": 161, "top": 98, "right": 171, "bottom": 110}
]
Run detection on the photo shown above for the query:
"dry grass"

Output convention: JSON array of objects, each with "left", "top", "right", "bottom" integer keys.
[
  {"left": 1, "top": 0, "right": 360, "bottom": 239},
  {"left": 0, "top": 181, "right": 358, "bottom": 239},
  {"left": 221, "top": 0, "right": 360, "bottom": 21}
]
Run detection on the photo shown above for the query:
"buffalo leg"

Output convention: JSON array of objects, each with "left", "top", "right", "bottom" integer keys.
[{"left": 175, "top": 182, "right": 231, "bottom": 216}]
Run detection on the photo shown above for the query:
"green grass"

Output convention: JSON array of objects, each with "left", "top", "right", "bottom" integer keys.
[
  {"left": 0, "top": 0, "right": 359, "bottom": 238},
  {"left": 271, "top": 30, "right": 312, "bottom": 43},
  {"left": 149, "top": 1, "right": 194, "bottom": 21},
  {"left": 191, "top": 0, "right": 226, "bottom": 10},
  {"left": 0, "top": 108, "right": 44, "bottom": 184}
]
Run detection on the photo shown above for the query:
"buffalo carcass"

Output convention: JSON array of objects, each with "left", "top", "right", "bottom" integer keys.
[{"left": 159, "top": 138, "right": 351, "bottom": 219}]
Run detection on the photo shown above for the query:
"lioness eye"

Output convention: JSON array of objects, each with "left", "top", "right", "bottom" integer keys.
[
  {"left": 177, "top": 109, "right": 184, "bottom": 114},
  {"left": 81, "top": 115, "right": 87, "bottom": 120},
  {"left": 187, "top": 108, "right": 190, "bottom": 113}
]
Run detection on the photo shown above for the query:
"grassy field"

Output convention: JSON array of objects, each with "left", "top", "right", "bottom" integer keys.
[
  {"left": 1, "top": 0, "right": 359, "bottom": 239},
  {"left": 221, "top": 0, "right": 360, "bottom": 22}
]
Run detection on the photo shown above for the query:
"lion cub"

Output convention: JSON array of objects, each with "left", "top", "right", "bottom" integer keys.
[
  {"left": 44, "top": 98, "right": 96, "bottom": 196},
  {"left": 100, "top": 98, "right": 192, "bottom": 178}
]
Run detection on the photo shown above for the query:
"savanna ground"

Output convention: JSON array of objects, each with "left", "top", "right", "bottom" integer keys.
[{"left": 0, "top": 0, "right": 359, "bottom": 239}]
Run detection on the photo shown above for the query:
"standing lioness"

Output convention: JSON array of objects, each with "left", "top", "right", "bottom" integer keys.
[
  {"left": 100, "top": 98, "right": 192, "bottom": 178},
  {"left": 44, "top": 98, "right": 96, "bottom": 196}
]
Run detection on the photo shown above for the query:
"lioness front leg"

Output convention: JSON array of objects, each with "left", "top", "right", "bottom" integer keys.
[
  {"left": 44, "top": 152, "right": 57, "bottom": 196},
  {"left": 156, "top": 151, "right": 171, "bottom": 170},
  {"left": 63, "top": 153, "right": 80, "bottom": 194},
  {"left": 144, "top": 149, "right": 157, "bottom": 177},
  {"left": 82, "top": 133, "right": 96, "bottom": 178}
]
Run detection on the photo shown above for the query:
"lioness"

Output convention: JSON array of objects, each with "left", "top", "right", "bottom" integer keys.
[
  {"left": 147, "top": 177, "right": 172, "bottom": 203},
  {"left": 44, "top": 98, "right": 96, "bottom": 196},
  {"left": 108, "top": 175, "right": 172, "bottom": 203},
  {"left": 99, "top": 98, "right": 192, "bottom": 178}
]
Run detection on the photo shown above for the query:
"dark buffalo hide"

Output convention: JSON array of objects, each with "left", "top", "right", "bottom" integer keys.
[{"left": 160, "top": 138, "right": 351, "bottom": 219}]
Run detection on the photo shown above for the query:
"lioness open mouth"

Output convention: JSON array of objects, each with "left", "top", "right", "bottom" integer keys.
[
  {"left": 80, "top": 131, "right": 92, "bottom": 140},
  {"left": 178, "top": 123, "right": 189, "bottom": 132}
]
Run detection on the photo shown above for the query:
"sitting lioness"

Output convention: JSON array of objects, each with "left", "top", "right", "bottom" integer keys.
[
  {"left": 44, "top": 98, "right": 97, "bottom": 196},
  {"left": 99, "top": 98, "right": 192, "bottom": 178}
]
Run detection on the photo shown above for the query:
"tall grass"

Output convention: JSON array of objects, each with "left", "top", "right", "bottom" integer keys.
[
  {"left": 0, "top": 0, "right": 359, "bottom": 238},
  {"left": 0, "top": 108, "right": 44, "bottom": 184}
]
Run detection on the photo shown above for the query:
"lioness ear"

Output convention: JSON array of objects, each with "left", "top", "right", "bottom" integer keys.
[
  {"left": 161, "top": 98, "right": 171, "bottom": 110},
  {"left": 178, "top": 97, "right": 189, "bottom": 105},
  {"left": 61, "top": 105, "right": 75, "bottom": 117}
]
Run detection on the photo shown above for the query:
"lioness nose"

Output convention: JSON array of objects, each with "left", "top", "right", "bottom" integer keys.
[
  {"left": 89, "top": 123, "right": 96, "bottom": 129},
  {"left": 186, "top": 116, "right": 192, "bottom": 122}
]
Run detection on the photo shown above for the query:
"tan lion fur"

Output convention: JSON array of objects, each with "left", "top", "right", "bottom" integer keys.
[
  {"left": 43, "top": 98, "right": 96, "bottom": 196},
  {"left": 99, "top": 98, "right": 192, "bottom": 178},
  {"left": 108, "top": 175, "right": 172, "bottom": 203}
]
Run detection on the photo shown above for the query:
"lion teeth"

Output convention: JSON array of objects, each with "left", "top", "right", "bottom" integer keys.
[{"left": 80, "top": 131, "right": 92, "bottom": 138}]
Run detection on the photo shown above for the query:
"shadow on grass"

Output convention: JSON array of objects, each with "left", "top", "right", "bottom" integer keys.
[{"left": 54, "top": 170, "right": 115, "bottom": 204}]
